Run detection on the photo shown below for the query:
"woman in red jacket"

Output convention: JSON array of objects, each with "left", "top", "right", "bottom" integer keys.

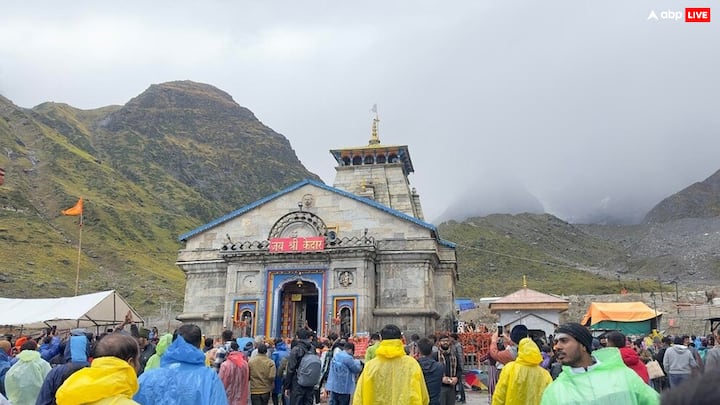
[{"left": 605, "top": 331, "right": 649, "bottom": 383}]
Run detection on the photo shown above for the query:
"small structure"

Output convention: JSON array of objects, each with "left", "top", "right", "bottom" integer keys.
[
  {"left": 489, "top": 277, "right": 569, "bottom": 338},
  {"left": 581, "top": 301, "right": 661, "bottom": 335},
  {"left": 0, "top": 290, "right": 143, "bottom": 334}
]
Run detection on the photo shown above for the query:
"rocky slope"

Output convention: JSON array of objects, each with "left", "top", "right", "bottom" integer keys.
[
  {"left": 0, "top": 81, "right": 318, "bottom": 314},
  {"left": 645, "top": 169, "right": 720, "bottom": 223}
]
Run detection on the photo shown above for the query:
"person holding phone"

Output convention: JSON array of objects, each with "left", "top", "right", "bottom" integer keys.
[{"left": 489, "top": 325, "right": 528, "bottom": 401}]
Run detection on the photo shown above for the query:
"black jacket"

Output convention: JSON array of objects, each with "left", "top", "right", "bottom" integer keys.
[
  {"left": 283, "top": 339, "right": 313, "bottom": 391},
  {"left": 418, "top": 356, "right": 443, "bottom": 405}
]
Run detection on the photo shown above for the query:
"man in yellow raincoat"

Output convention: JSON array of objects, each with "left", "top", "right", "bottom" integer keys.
[
  {"left": 56, "top": 333, "right": 141, "bottom": 405},
  {"left": 492, "top": 337, "right": 552, "bottom": 405},
  {"left": 353, "top": 324, "right": 429, "bottom": 405}
]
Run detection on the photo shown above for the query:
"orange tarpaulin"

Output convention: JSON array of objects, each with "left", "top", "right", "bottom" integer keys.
[{"left": 581, "top": 302, "right": 659, "bottom": 326}]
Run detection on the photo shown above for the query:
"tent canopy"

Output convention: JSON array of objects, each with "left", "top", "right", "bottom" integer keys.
[
  {"left": 0, "top": 290, "right": 143, "bottom": 331},
  {"left": 581, "top": 301, "right": 660, "bottom": 326}
]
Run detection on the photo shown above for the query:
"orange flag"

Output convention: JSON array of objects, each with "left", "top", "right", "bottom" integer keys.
[{"left": 62, "top": 197, "right": 83, "bottom": 216}]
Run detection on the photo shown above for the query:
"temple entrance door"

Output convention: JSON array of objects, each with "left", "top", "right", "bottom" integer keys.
[{"left": 279, "top": 280, "right": 320, "bottom": 337}]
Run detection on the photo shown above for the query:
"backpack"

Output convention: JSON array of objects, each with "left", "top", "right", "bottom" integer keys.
[
  {"left": 278, "top": 356, "right": 289, "bottom": 379},
  {"left": 297, "top": 350, "right": 322, "bottom": 387},
  {"left": 320, "top": 348, "right": 336, "bottom": 385}
]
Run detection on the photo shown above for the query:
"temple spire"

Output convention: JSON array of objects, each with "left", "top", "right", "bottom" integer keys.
[
  {"left": 523, "top": 275, "right": 528, "bottom": 288},
  {"left": 369, "top": 104, "right": 380, "bottom": 145}
]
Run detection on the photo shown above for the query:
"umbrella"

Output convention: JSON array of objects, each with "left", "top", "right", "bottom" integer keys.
[{"left": 464, "top": 369, "right": 488, "bottom": 391}]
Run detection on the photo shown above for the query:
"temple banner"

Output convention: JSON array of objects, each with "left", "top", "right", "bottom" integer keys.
[{"left": 269, "top": 236, "right": 325, "bottom": 253}]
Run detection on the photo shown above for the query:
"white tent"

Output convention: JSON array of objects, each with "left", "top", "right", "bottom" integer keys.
[{"left": 0, "top": 290, "right": 144, "bottom": 331}]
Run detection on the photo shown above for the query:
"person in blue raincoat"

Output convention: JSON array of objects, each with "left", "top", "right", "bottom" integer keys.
[
  {"left": 271, "top": 338, "right": 290, "bottom": 405},
  {"left": 134, "top": 324, "right": 228, "bottom": 405}
]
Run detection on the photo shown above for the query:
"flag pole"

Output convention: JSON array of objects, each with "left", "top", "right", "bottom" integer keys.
[{"left": 74, "top": 210, "right": 83, "bottom": 296}]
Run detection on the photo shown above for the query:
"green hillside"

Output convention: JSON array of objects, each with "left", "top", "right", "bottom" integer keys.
[
  {"left": 441, "top": 213, "right": 625, "bottom": 297},
  {"left": 0, "top": 82, "right": 319, "bottom": 316}
]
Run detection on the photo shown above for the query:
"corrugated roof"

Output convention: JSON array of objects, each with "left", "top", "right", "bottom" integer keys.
[{"left": 179, "top": 178, "right": 450, "bottom": 244}]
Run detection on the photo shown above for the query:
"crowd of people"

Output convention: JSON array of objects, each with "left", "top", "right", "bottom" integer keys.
[
  {"left": 479, "top": 323, "right": 720, "bottom": 405},
  {"left": 0, "top": 315, "right": 719, "bottom": 405}
]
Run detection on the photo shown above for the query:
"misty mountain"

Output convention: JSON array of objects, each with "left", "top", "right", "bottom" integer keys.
[
  {"left": 434, "top": 174, "right": 652, "bottom": 225},
  {"left": 2, "top": 80, "right": 719, "bottom": 315},
  {"left": 644, "top": 169, "right": 720, "bottom": 223},
  {"left": 434, "top": 175, "right": 545, "bottom": 223},
  {"left": 0, "top": 81, "right": 318, "bottom": 314}
]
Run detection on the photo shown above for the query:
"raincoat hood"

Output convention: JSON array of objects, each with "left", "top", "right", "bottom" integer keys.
[
  {"left": 71, "top": 328, "right": 88, "bottom": 336},
  {"left": 226, "top": 350, "right": 246, "bottom": 367},
  {"left": 492, "top": 338, "right": 552, "bottom": 405},
  {"left": 516, "top": 338, "right": 543, "bottom": 366},
  {"left": 161, "top": 336, "right": 205, "bottom": 367},
  {"left": 590, "top": 347, "right": 625, "bottom": 368},
  {"left": 541, "top": 347, "right": 659, "bottom": 405},
  {"left": 56, "top": 356, "right": 138, "bottom": 405},
  {"left": 275, "top": 341, "right": 288, "bottom": 352},
  {"left": 353, "top": 339, "right": 429, "bottom": 405},
  {"left": 376, "top": 339, "right": 406, "bottom": 359},
  {"left": 154, "top": 333, "right": 173, "bottom": 357},
  {"left": 619, "top": 346, "right": 640, "bottom": 366},
  {"left": 18, "top": 349, "right": 41, "bottom": 362}
]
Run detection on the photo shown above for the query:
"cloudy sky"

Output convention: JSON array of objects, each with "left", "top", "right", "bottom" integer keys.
[{"left": 1, "top": 0, "right": 719, "bottom": 224}]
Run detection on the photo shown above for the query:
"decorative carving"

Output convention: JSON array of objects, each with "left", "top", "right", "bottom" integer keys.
[
  {"left": 302, "top": 194, "right": 314, "bottom": 208},
  {"left": 243, "top": 276, "right": 256, "bottom": 288},
  {"left": 338, "top": 271, "right": 354, "bottom": 287},
  {"left": 269, "top": 211, "right": 327, "bottom": 239}
]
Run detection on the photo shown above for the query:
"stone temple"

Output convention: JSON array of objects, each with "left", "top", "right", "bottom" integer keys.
[{"left": 176, "top": 116, "right": 458, "bottom": 338}]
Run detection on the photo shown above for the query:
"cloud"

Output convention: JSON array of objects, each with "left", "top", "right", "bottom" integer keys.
[{"left": 1, "top": 0, "right": 719, "bottom": 224}]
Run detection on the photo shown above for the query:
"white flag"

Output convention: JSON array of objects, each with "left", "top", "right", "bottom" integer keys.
[{"left": 370, "top": 104, "right": 378, "bottom": 114}]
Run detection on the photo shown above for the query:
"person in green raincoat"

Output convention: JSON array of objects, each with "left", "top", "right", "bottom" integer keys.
[
  {"left": 541, "top": 323, "right": 659, "bottom": 405},
  {"left": 144, "top": 333, "right": 173, "bottom": 371}
]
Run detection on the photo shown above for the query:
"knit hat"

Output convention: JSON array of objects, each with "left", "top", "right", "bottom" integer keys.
[
  {"left": 138, "top": 328, "right": 151, "bottom": 339},
  {"left": 510, "top": 325, "right": 528, "bottom": 344},
  {"left": 556, "top": 323, "right": 593, "bottom": 353}
]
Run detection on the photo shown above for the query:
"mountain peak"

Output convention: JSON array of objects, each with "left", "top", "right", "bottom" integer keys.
[
  {"left": 130, "top": 80, "right": 238, "bottom": 110},
  {"left": 99, "top": 80, "right": 257, "bottom": 134},
  {"left": 644, "top": 168, "right": 720, "bottom": 223}
]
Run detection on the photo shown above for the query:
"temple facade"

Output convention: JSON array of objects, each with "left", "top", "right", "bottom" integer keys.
[{"left": 175, "top": 117, "right": 457, "bottom": 338}]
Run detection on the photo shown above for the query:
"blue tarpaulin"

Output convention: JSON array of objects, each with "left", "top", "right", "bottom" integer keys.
[{"left": 455, "top": 298, "right": 476, "bottom": 311}]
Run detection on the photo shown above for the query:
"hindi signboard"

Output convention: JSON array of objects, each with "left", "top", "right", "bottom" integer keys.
[{"left": 268, "top": 237, "right": 325, "bottom": 253}]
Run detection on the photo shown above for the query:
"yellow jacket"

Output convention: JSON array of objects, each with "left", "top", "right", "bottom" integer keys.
[
  {"left": 492, "top": 338, "right": 552, "bottom": 405},
  {"left": 56, "top": 356, "right": 139, "bottom": 405},
  {"left": 353, "top": 339, "right": 429, "bottom": 405}
]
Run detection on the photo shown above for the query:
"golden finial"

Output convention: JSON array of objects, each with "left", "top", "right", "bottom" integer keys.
[
  {"left": 523, "top": 275, "right": 528, "bottom": 288},
  {"left": 369, "top": 104, "right": 380, "bottom": 145}
]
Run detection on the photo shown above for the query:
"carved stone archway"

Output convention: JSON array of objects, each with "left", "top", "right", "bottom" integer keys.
[{"left": 268, "top": 210, "right": 328, "bottom": 239}]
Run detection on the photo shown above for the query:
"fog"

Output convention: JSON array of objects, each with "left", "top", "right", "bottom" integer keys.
[{"left": 1, "top": 0, "right": 718, "bottom": 224}]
